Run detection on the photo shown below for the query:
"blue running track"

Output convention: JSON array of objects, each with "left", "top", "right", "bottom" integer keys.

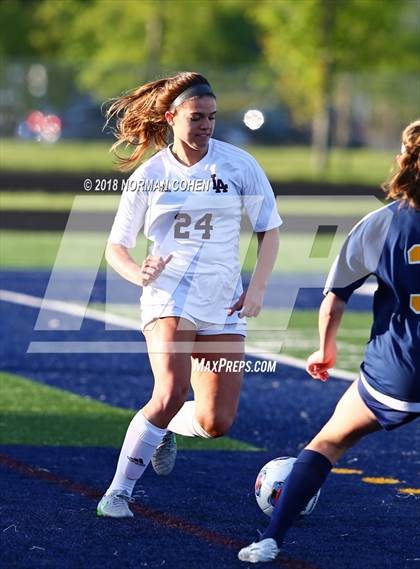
[{"left": 1, "top": 270, "right": 418, "bottom": 569}]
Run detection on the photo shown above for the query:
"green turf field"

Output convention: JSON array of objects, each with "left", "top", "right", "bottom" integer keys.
[
  {"left": 0, "top": 231, "right": 110, "bottom": 269},
  {"left": 246, "top": 308, "right": 371, "bottom": 373},
  {"left": 0, "top": 229, "right": 348, "bottom": 273},
  {"left": 1, "top": 139, "right": 394, "bottom": 185},
  {"left": 0, "top": 192, "right": 384, "bottom": 214},
  {"left": 0, "top": 192, "right": 121, "bottom": 211},
  {"left": 0, "top": 372, "right": 259, "bottom": 450}
]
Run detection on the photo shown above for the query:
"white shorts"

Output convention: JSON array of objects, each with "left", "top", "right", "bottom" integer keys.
[{"left": 141, "top": 304, "right": 247, "bottom": 337}]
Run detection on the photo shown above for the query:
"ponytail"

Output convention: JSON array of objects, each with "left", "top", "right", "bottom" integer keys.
[
  {"left": 383, "top": 120, "right": 420, "bottom": 209},
  {"left": 105, "top": 72, "right": 212, "bottom": 171}
]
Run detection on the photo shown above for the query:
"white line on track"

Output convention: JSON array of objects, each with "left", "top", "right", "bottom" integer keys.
[
  {"left": 0, "top": 289, "right": 140, "bottom": 330},
  {"left": 245, "top": 345, "right": 355, "bottom": 381},
  {"left": 0, "top": 288, "right": 355, "bottom": 381}
]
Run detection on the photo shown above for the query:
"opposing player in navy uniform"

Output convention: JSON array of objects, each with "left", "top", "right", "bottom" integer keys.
[
  {"left": 96, "top": 72, "right": 281, "bottom": 517},
  {"left": 239, "top": 119, "right": 420, "bottom": 563}
]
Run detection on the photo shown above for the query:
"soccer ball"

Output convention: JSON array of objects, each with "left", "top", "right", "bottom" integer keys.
[{"left": 255, "top": 456, "right": 320, "bottom": 517}]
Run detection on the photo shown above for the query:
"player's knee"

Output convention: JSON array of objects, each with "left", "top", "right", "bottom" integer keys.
[
  {"left": 153, "top": 384, "right": 189, "bottom": 416},
  {"left": 198, "top": 413, "right": 234, "bottom": 438}
]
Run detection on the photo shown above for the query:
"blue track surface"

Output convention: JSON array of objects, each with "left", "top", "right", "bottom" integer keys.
[
  {"left": 0, "top": 269, "right": 373, "bottom": 311},
  {"left": 1, "top": 271, "right": 418, "bottom": 569}
]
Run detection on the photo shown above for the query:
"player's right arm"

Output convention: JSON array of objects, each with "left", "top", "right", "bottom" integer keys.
[
  {"left": 306, "top": 293, "right": 346, "bottom": 382},
  {"left": 105, "top": 243, "right": 172, "bottom": 287},
  {"left": 307, "top": 206, "right": 393, "bottom": 381},
  {"left": 106, "top": 168, "right": 172, "bottom": 286}
]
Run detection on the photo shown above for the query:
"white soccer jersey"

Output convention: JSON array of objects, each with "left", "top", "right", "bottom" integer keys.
[{"left": 109, "top": 138, "right": 282, "bottom": 323}]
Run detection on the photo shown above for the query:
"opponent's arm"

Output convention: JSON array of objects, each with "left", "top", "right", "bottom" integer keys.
[
  {"left": 306, "top": 292, "right": 346, "bottom": 381},
  {"left": 105, "top": 242, "right": 172, "bottom": 287},
  {"left": 228, "top": 227, "right": 280, "bottom": 318}
]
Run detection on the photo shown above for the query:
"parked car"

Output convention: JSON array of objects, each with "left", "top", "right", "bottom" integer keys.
[
  {"left": 60, "top": 96, "right": 112, "bottom": 140},
  {"left": 215, "top": 107, "right": 310, "bottom": 146}
]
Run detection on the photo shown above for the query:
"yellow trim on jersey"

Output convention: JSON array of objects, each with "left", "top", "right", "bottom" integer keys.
[
  {"left": 407, "top": 244, "right": 420, "bottom": 264},
  {"left": 410, "top": 294, "right": 420, "bottom": 314},
  {"left": 408, "top": 244, "right": 420, "bottom": 314}
]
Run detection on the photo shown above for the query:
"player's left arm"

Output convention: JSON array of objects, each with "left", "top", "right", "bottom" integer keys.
[
  {"left": 306, "top": 292, "right": 346, "bottom": 382},
  {"left": 228, "top": 228, "right": 280, "bottom": 318}
]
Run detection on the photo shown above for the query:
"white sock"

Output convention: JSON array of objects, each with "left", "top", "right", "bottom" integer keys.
[
  {"left": 106, "top": 411, "right": 166, "bottom": 496},
  {"left": 167, "top": 401, "right": 212, "bottom": 438}
]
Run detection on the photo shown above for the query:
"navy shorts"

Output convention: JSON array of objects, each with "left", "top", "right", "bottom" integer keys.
[{"left": 357, "top": 377, "right": 420, "bottom": 431}]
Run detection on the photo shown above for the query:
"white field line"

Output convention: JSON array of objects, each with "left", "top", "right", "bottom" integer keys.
[
  {"left": 0, "top": 289, "right": 140, "bottom": 331},
  {"left": 245, "top": 345, "right": 355, "bottom": 381},
  {"left": 0, "top": 288, "right": 355, "bottom": 381},
  {"left": 255, "top": 329, "right": 369, "bottom": 338}
]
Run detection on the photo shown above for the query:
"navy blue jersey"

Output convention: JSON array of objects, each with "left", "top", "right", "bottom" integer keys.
[{"left": 325, "top": 201, "right": 420, "bottom": 406}]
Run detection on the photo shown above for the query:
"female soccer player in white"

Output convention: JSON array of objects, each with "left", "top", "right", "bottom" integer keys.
[
  {"left": 97, "top": 72, "right": 282, "bottom": 517},
  {"left": 239, "top": 120, "right": 420, "bottom": 563}
]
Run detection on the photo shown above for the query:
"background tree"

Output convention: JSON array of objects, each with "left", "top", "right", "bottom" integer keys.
[
  {"left": 0, "top": 0, "right": 38, "bottom": 57},
  {"left": 2, "top": 0, "right": 418, "bottom": 163},
  {"left": 29, "top": 0, "right": 261, "bottom": 100},
  {"left": 249, "top": 0, "right": 420, "bottom": 171}
]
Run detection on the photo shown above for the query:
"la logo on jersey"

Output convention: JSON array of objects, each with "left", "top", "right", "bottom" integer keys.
[{"left": 211, "top": 174, "right": 228, "bottom": 193}]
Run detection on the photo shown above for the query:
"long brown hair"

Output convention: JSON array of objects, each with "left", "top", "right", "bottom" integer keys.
[
  {"left": 105, "top": 72, "right": 213, "bottom": 171},
  {"left": 383, "top": 120, "right": 420, "bottom": 209}
]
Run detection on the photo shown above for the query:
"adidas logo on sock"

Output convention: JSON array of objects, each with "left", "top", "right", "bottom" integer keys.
[{"left": 127, "top": 456, "right": 145, "bottom": 466}]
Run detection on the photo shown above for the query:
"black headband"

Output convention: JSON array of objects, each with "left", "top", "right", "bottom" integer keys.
[{"left": 169, "top": 83, "right": 215, "bottom": 111}]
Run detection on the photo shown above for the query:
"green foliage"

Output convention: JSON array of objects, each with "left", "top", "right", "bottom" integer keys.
[
  {"left": 27, "top": 0, "right": 260, "bottom": 99},
  {"left": 0, "top": 0, "right": 38, "bottom": 56},
  {"left": 29, "top": 0, "right": 89, "bottom": 57},
  {"left": 160, "top": 0, "right": 259, "bottom": 67},
  {"left": 250, "top": 0, "right": 419, "bottom": 122}
]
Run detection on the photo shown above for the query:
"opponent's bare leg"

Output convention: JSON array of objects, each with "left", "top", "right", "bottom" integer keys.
[
  {"left": 239, "top": 380, "right": 381, "bottom": 562},
  {"left": 306, "top": 379, "right": 381, "bottom": 462}
]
